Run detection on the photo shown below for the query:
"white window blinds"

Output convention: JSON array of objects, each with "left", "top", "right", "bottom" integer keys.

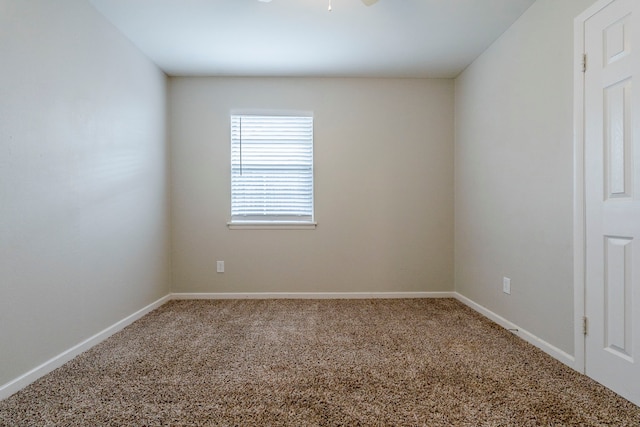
[{"left": 230, "top": 114, "right": 314, "bottom": 223}]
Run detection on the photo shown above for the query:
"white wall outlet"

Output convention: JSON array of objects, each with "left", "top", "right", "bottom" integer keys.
[
  {"left": 216, "top": 261, "right": 224, "bottom": 273},
  {"left": 503, "top": 277, "right": 511, "bottom": 295}
]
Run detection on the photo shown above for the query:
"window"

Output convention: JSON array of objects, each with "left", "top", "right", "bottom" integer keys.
[{"left": 229, "top": 114, "right": 315, "bottom": 228}]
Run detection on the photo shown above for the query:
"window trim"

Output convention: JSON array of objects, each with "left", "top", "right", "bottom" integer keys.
[
  {"left": 226, "top": 221, "right": 317, "bottom": 230},
  {"left": 228, "top": 111, "right": 316, "bottom": 229}
]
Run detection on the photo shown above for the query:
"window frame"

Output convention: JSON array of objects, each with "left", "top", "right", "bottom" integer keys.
[{"left": 227, "top": 111, "right": 316, "bottom": 230}]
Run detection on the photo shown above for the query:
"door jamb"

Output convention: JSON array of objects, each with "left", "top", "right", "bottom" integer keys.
[{"left": 573, "top": 0, "right": 616, "bottom": 375}]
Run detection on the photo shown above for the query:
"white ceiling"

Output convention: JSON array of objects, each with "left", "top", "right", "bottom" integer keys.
[{"left": 89, "top": 0, "right": 536, "bottom": 78}]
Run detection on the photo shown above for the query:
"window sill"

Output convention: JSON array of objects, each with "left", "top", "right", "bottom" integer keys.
[{"left": 227, "top": 222, "right": 317, "bottom": 230}]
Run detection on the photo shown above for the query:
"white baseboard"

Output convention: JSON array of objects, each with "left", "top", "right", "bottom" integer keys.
[
  {"left": 454, "top": 293, "right": 575, "bottom": 368},
  {"left": 171, "top": 291, "right": 457, "bottom": 300},
  {"left": 2, "top": 290, "right": 576, "bottom": 402},
  {"left": 0, "top": 290, "right": 454, "bottom": 400},
  {"left": 0, "top": 294, "right": 171, "bottom": 401}
]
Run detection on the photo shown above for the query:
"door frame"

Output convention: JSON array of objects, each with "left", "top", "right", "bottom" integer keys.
[{"left": 573, "top": 0, "right": 618, "bottom": 375}]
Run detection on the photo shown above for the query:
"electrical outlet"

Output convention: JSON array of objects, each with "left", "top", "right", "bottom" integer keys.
[
  {"left": 217, "top": 261, "right": 224, "bottom": 273},
  {"left": 503, "top": 277, "right": 511, "bottom": 295}
]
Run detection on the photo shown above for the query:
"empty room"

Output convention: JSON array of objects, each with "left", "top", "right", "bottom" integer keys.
[{"left": 1, "top": 0, "right": 639, "bottom": 425}]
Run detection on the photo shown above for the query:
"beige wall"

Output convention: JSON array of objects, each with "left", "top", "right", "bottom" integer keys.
[
  {"left": 0, "top": 0, "right": 170, "bottom": 386},
  {"left": 170, "top": 77, "right": 454, "bottom": 294},
  {"left": 454, "top": 0, "right": 596, "bottom": 355},
  {"left": 2, "top": 0, "right": 599, "bottom": 394}
]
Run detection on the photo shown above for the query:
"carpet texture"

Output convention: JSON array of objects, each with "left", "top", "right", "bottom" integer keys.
[{"left": 1, "top": 299, "right": 638, "bottom": 426}]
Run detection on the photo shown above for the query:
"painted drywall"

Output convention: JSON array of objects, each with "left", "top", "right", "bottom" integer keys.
[
  {"left": 170, "top": 77, "right": 454, "bottom": 293},
  {"left": 454, "top": 0, "right": 596, "bottom": 355},
  {"left": 0, "top": 0, "right": 170, "bottom": 386}
]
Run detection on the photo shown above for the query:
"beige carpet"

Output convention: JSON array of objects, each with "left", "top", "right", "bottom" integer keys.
[{"left": 1, "top": 299, "right": 638, "bottom": 426}]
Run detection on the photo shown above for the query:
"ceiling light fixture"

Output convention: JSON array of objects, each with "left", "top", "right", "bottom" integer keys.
[
  {"left": 257, "top": 0, "right": 378, "bottom": 9},
  {"left": 330, "top": 0, "right": 378, "bottom": 9}
]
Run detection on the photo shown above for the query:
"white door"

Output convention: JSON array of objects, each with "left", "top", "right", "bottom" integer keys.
[{"left": 584, "top": 0, "right": 640, "bottom": 405}]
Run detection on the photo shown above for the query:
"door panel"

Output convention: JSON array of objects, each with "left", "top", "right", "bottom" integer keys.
[
  {"left": 604, "top": 78, "right": 632, "bottom": 198},
  {"left": 584, "top": 0, "right": 640, "bottom": 405},
  {"left": 604, "top": 236, "right": 632, "bottom": 360}
]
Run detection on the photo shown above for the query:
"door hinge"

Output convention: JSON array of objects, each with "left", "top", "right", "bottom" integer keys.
[
  {"left": 582, "top": 316, "right": 588, "bottom": 335},
  {"left": 582, "top": 53, "right": 587, "bottom": 72}
]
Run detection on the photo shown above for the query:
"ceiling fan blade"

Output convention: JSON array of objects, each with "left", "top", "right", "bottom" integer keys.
[{"left": 361, "top": 0, "right": 379, "bottom": 6}]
